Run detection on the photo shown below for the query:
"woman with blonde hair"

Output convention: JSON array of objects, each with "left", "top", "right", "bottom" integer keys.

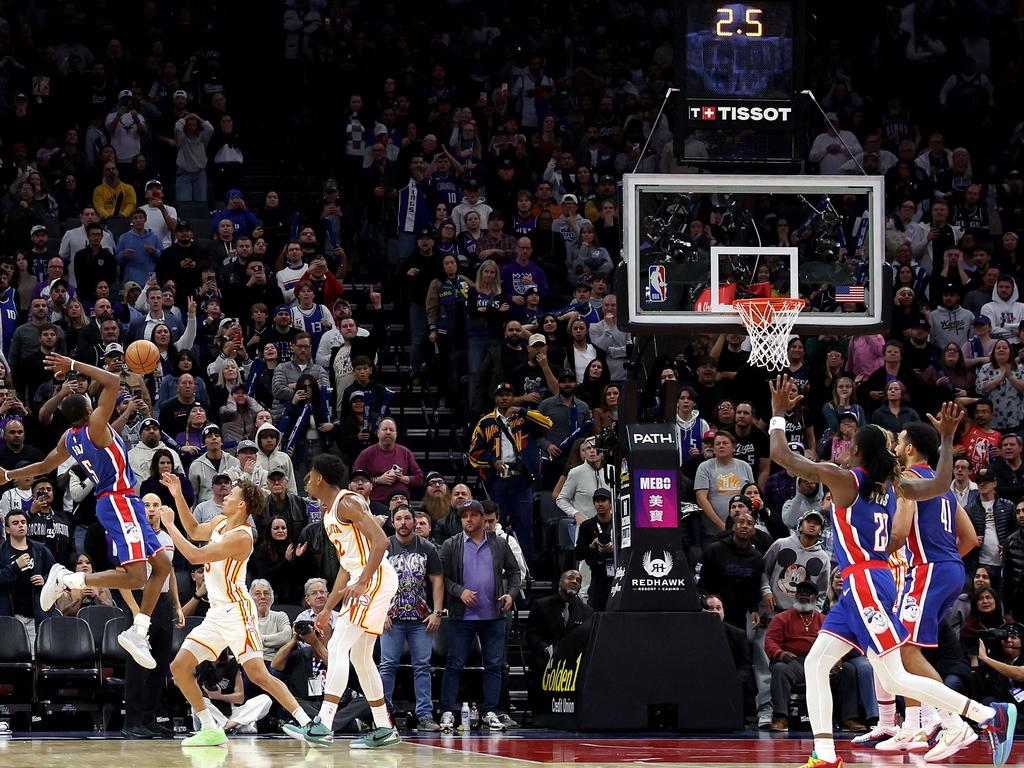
[
  {"left": 210, "top": 358, "right": 243, "bottom": 415},
  {"left": 467, "top": 259, "right": 508, "bottom": 407}
]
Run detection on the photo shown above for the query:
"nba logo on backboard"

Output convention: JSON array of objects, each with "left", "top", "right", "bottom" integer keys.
[{"left": 646, "top": 265, "right": 667, "bottom": 303}]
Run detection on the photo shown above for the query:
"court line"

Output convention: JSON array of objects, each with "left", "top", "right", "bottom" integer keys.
[{"left": 409, "top": 739, "right": 547, "bottom": 764}]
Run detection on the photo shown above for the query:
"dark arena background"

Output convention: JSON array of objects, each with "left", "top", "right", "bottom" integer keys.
[{"left": 0, "top": 1, "right": 1020, "bottom": 767}]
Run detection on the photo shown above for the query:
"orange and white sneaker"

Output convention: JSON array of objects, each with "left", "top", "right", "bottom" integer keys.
[{"left": 875, "top": 728, "right": 932, "bottom": 752}]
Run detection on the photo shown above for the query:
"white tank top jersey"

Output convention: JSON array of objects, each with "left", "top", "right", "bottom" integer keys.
[
  {"left": 204, "top": 519, "right": 257, "bottom": 610},
  {"left": 323, "top": 489, "right": 396, "bottom": 585}
]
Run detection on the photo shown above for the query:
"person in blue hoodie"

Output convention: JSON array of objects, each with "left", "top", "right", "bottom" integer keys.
[
  {"left": 211, "top": 188, "right": 258, "bottom": 238},
  {"left": 115, "top": 208, "right": 163, "bottom": 286}
]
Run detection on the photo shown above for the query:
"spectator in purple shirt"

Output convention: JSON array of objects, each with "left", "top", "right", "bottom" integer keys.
[
  {"left": 501, "top": 237, "right": 549, "bottom": 306},
  {"left": 437, "top": 500, "right": 522, "bottom": 731}
]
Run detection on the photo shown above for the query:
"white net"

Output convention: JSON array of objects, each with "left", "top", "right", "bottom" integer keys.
[{"left": 732, "top": 298, "right": 807, "bottom": 370}]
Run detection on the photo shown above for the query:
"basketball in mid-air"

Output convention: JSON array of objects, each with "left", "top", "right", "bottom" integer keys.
[{"left": 125, "top": 340, "right": 160, "bottom": 375}]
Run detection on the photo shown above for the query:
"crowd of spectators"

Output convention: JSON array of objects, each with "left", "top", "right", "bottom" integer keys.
[{"left": 0, "top": 0, "right": 1023, "bottom": 735}]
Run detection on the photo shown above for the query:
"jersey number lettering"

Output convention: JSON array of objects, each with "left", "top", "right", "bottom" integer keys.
[
  {"left": 80, "top": 458, "right": 100, "bottom": 484},
  {"left": 940, "top": 497, "right": 954, "bottom": 535},
  {"left": 873, "top": 512, "right": 889, "bottom": 552}
]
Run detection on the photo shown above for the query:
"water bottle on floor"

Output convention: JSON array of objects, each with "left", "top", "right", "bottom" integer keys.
[
  {"left": 470, "top": 703, "right": 480, "bottom": 731},
  {"left": 460, "top": 702, "right": 470, "bottom": 733}
]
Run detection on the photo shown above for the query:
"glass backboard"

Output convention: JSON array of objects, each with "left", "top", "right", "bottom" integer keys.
[{"left": 621, "top": 174, "right": 889, "bottom": 334}]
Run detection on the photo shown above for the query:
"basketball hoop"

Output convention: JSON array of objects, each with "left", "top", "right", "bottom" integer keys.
[{"left": 732, "top": 298, "right": 807, "bottom": 371}]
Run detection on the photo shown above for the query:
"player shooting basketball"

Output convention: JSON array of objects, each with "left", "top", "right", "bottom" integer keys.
[{"left": 0, "top": 352, "right": 170, "bottom": 669}]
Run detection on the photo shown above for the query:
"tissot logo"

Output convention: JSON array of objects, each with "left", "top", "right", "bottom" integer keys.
[
  {"left": 631, "top": 432, "right": 675, "bottom": 445},
  {"left": 689, "top": 105, "right": 792, "bottom": 123}
]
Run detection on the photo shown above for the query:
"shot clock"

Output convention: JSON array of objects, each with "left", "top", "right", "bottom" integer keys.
[{"left": 673, "top": 0, "right": 804, "bottom": 164}]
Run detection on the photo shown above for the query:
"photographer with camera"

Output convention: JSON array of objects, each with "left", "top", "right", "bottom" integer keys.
[
  {"left": 970, "top": 623, "right": 1024, "bottom": 718},
  {"left": 193, "top": 649, "right": 273, "bottom": 735},
  {"left": 25, "top": 477, "right": 71, "bottom": 566},
  {"left": 271, "top": 615, "right": 371, "bottom": 731},
  {"left": 294, "top": 578, "right": 338, "bottom": 636}
]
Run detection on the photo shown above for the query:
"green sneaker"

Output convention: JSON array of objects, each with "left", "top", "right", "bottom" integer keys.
[
  {"left": 349, "top": 726, "right": 401, "bottom": 749},
  {"left": 282, "top": 716, "right": 334, "bottom": 747},
  {"left": 181, "top": 726, "right": 227, "bottom": 747}
]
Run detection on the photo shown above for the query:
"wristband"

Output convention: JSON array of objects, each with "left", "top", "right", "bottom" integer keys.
[
  {"left": 69, "top": 361, "right": 76, "bottom": 373},
  {"left": 768, "top": 417, "right": 787, "bottom": 434}
]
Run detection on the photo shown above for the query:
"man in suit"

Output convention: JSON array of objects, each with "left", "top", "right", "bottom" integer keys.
[
  {"left": 525, "top": 569, "right": 593, "bottom": 676},
  {"left": 128, "top": 284, "right": 185, "bottom": 343}
]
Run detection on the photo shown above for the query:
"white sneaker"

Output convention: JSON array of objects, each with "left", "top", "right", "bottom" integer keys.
[
  {"left": 852, "top": 724, "right": 899, "bottom": 746},
  {"left": 875, "top": 727, "right": 932, "bottom": 752},
  {"left": 439, "top": 712, "right": 454, "bottom": 733},
  {"left": 39, "top": 564, "right": 70, "bottom": 611},
  {"left": 117, "top": 627, "right": 156, "bottom": 669},
  {"left": 923, "top": 722, "right": 978, "bottom": 762},
  {"left": 482, "top": 712, "right": 504, "bottom": 731}
]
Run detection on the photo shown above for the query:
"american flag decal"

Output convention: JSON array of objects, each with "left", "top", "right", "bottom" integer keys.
[{"left": 835, "top": 285, "right": 866, "bottom": 302}]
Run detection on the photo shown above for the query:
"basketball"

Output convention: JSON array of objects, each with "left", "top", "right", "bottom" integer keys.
[{"left": 124, "top": 340, "right": 160, "bottom": 375}]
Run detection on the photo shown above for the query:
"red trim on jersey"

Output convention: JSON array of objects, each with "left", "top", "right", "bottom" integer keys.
[
  {"left": 98, "top": 490, "right": 136, "bottom": 498},
  {"left": 901, "top": 563, "right": 933, "bottom": 643},
  {"left": 113, "top": 494, "right": 145, "bottom": 563},
  {"left": 849, "top": 571, "right": 904, "bottom": 654},
  {"left": 833, "top": 469, "right": 872, "bottom": 567},
  {"left": 104, "top": 434, "right": 133, "bottom": 493},
  {"left": 841, "top": 560, "right": 890, "bottom": 580}
]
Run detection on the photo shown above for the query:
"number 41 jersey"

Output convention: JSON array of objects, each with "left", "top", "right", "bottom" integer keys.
[
  {"left": 902, "top": 464, "right": 961, "bottom": 566},
  {"left": 831, "top": 466, "right": 896, "bottom": 573}
]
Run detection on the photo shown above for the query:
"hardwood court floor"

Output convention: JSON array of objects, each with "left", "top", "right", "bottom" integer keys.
[{"left": 0, "top": 732, "right": 1010, "bottom": 768}]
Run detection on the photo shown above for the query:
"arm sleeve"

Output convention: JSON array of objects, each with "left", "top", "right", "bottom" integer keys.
[{"left": 175, "top": 312, "right": 197, "bottom": 351}]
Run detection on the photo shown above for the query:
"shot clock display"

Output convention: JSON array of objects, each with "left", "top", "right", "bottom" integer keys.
[{"left": 684, "top": 1, "right": 795, "bottom": 100}]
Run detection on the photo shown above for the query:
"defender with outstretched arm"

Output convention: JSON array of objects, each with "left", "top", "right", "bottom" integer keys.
[{"left": 767, "top": 375, "right": 1016, "bottom": 768}]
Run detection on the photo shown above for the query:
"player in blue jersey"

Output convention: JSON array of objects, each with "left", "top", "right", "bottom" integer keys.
[
  {"left": 768, "top": 375, "right": 1016, "bottom": 768},
  {"left": 0, "top": 353, "right": 169, "bottom": 669},
  {"left": 864, "top": 422, "right": 983, "bottom": 760}
]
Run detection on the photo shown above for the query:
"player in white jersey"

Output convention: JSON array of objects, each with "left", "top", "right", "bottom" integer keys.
[
  {"left": 157, "top": 472, "right": 316, "bottom": 747},
  {"left": 285, "top": 454, "right": 400, "bottom": 749}
]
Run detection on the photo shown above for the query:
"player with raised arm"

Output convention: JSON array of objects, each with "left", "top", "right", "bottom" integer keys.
[
  {"left": 864, "top": 422, "right": 983, "bottom": 760},
  {"left": 0, "top": 352, "right": 170, "bottom": 668},
  {"left": 157, "top": 472, "right": 315, "bottom": 747},
  {"left": 767, "top": 375, "right": 1016, "bottom": 768},
  {"left": 284, "top": 453, "right": 400, "bottom": 748}
]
